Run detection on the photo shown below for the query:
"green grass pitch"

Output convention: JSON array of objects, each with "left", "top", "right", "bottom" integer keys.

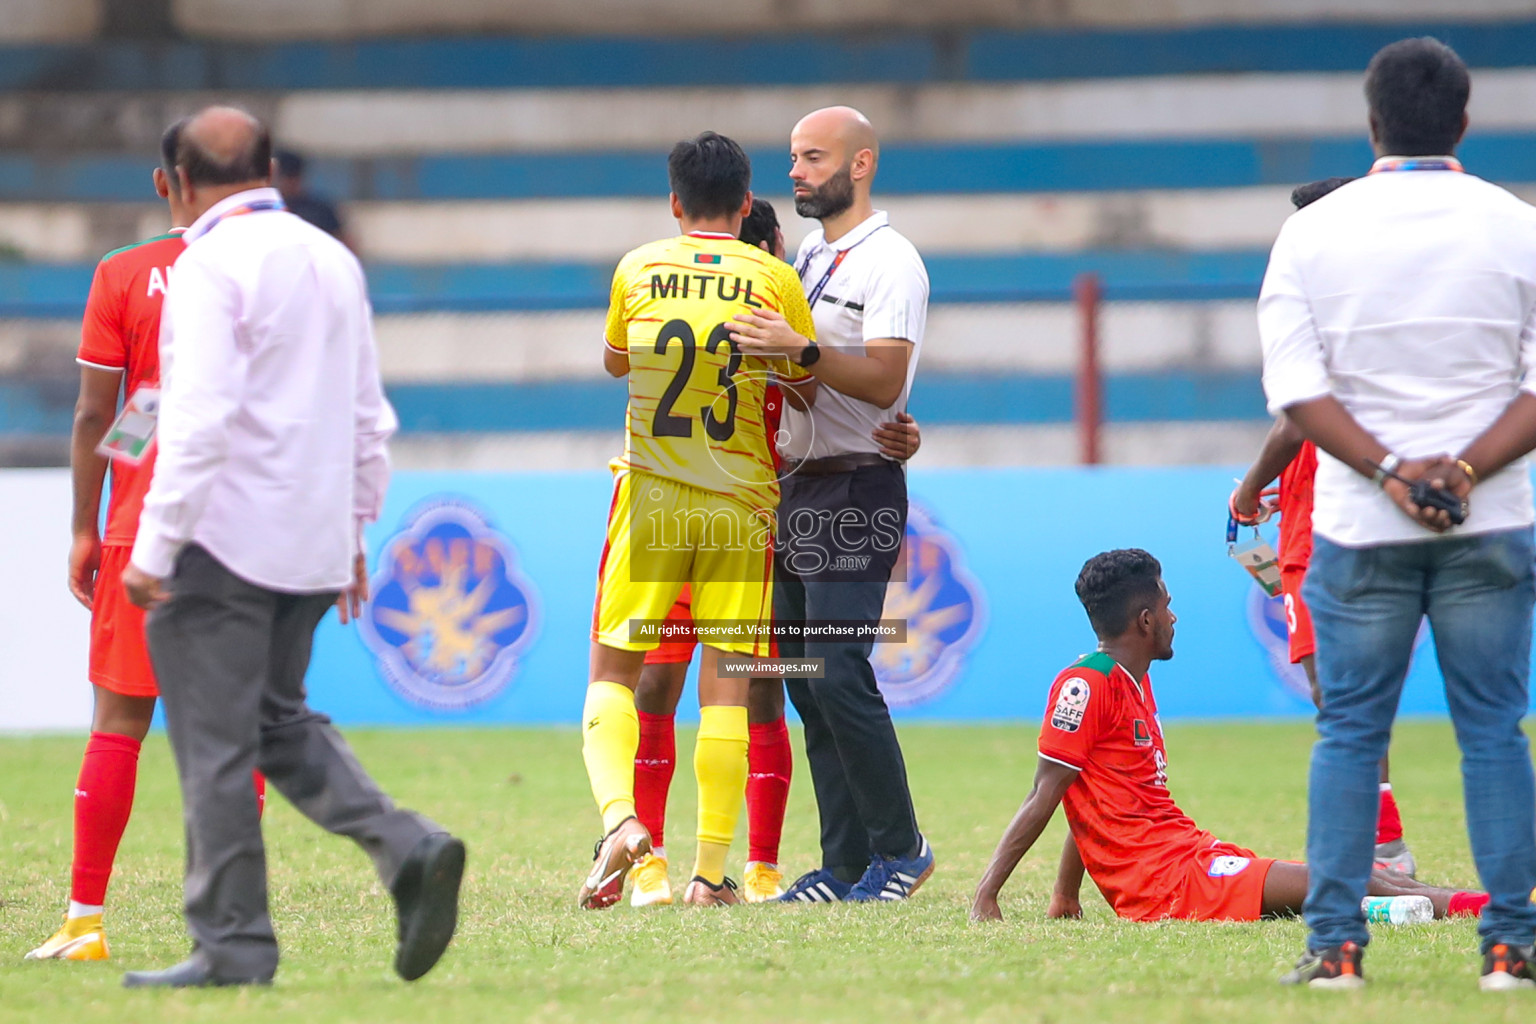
[{"left": 0, "top": 720, "right": 1525, "bottom": 1022}]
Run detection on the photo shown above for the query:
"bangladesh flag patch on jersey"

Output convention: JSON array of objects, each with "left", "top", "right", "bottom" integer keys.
[{"left": 694, "top": 253, "right": 722, "bottom": 264}]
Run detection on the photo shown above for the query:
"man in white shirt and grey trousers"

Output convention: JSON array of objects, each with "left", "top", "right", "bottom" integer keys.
[
  {"left": 1261, "top": 41, "right": 1536, "bottom": 989},
  {"left": 120, "top": 107, "right": 464, "bottom": 988}
]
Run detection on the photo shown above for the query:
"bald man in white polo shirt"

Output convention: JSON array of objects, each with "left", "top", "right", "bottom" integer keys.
[{"left": 732, "top": 106, "right": 933, "bottom": 903}]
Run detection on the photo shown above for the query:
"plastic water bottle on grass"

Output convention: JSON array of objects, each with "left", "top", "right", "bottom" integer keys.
[{"left": 1361, "top": 895, "right": 1433, "bottom": 925}]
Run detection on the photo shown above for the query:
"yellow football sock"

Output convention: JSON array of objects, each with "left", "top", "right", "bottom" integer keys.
[
  {"left": 582, "top": 680, "right": 639, "bottom": 832},
  {"left": 693, "top": 704, "right": 748, "bottom": 885}
]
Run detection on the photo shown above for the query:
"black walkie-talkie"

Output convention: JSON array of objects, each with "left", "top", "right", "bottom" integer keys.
[{"left": 1365, "top": 460, "right": 1468, "bottom": 525}]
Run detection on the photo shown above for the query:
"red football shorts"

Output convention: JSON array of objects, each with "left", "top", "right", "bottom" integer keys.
[
  {"left": 1160, "top": 843, "right": 1279, "bottom": 922},
  {"left": 1279, "top": 565, "right": 1316, "bottom": 664},
  {"left": 89, "top": 545, "right": 159, "bottom": 697},
  {"left": 644, "top": 586, "right": 697, "bottom": 666}
]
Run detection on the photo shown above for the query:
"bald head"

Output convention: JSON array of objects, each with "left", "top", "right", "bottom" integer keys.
[
  {"left": 793, "top": 106, "right": 879, "bottom": 167},
  {"left": 176, "top": 105, "right": 272, "bottom": 188},
  {"left": 789, "top": 106, "right": 880, "bottom": 224}
]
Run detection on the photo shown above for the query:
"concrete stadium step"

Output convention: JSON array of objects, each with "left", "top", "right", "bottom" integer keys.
[
  {"left": 272, "top": 69, "right": 1536, "bottom": 156},
  {"left": 1, "top": 300, "right": 1264, "bottom": 384},
  {"left": 10, "top": 68, "right": 1527, "bottom": 156},
  {"left": 0, "top": 249, "right": 1273, "bottom": 319},
  {"left": 1, "top": 17, "right": 1531, "bottom": 89},
  {"left": 0, "top": 371, "right": 1265, "bottom": 438},
  {"left": 6, "top": 131, "right": 1534, "bottom": 203},
  {"left": 0, "top": 188, "right": 1315, "bottom": 263}
]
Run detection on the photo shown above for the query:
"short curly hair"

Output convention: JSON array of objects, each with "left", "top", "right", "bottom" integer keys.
[{"left": 1074, "top": 549, "right": 1163, "bottom": 639}]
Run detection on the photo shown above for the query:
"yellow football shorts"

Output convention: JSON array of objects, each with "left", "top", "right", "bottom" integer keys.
[{"left": 592, "top": 469, "right": 774, "bottom": 656}]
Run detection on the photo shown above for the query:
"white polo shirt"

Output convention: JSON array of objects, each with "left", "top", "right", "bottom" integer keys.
[
  {"left": 1260, "top": 162, "right": 1536, "bottom": 547},
  {"left": 780, "top": 210, "right": 929, "bottom": 461}
]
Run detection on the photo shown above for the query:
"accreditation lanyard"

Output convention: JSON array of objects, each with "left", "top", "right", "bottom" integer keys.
[
  {"left": 187, "top": 198, "right": 286, "bottom": 242},
  {"left": 797, "top": 224, "right": 887, "bottom": 307},
  {"left": 1369, "top": 156, "right": 1464, "bottom": 174}
]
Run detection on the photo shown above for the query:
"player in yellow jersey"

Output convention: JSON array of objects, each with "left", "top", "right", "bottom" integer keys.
[{"left": 579, "top": 131, "right": 818, "bottom": 909}]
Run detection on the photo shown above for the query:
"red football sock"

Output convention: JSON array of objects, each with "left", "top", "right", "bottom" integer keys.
[
  {"left": 254, "top": 770, "right": 267, "bottom": 819},
  {"left": 634, "top": 710, "right": 676, "bottom": 850},
  {"left": 1448, "top": 891, "right": 1491, "bottom": 918},
  {"left": 746, "top": 717, "right": 793, "bottom": 865},
  {"left": 70, "top": 732, "right": 141, "bottom": 907},
  {"left": 1376, "top": 784, "right": 1404, "bottom": 845}
]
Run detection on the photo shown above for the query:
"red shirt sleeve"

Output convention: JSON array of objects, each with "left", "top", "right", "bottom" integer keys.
[
  {"left": 76, "top": 259, "right": 127, "bottom": 370},
  {"left": 1037, "top": 669, "right": 1109, "bottom": 770}
]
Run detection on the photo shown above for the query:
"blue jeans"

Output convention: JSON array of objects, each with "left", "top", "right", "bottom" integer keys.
[{"left": 1302, "top": 527, "right": 1536, "bottom": 953}]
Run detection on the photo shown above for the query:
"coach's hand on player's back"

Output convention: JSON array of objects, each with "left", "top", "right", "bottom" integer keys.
[
  {"left": 68, "top": 531, "right": 101, "bottom": 609},
  {"left": 730, "top": 309, "right": 811, "bottom": 361},
  {"left": 122, "top": 562, "right": 168, "bottom": 610},
  {"left": 1382, "top": 455, "right": 1468, "bottom": 533}
]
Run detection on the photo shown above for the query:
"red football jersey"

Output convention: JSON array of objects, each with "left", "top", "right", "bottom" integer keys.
[
  {"left": 764, "top": 380, "right": 785, "bottom": 471},
  {"left": 1276, "top": 440, "right": 1317, "bottom": 572},
  {"left": 75, "top": 229, "right": 186, "bottom": 547},
  {"left": 1037, "top": 651, "right": 1227, "bottom": 922}
]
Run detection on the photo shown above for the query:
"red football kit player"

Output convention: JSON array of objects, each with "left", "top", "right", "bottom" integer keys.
[
  {"left": 28, "top": 132, "right": 263, "bottom": 963},
  {"left": 1233, "top": 419, "right": 1410, "bottom": 872},
  {"left": 1229, "top": 174, "right": 1410, "bottom": 874},
  {"left": 1036, "top": 652, "right": 1275, "bottom": 921},
  {"left": 1276, "top": 440, "right": 1317, "bottom": 665},
  {"left": 970, "top": 549, "right": 1483, "bottom": 926}
]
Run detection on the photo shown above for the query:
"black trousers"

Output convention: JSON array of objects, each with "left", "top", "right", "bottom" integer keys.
[
  {"left": 147, "top": 545, "right": 439, "bottom": 977},
  {"left": 775, "top": 460, "right": 920, "bottom": 872}
]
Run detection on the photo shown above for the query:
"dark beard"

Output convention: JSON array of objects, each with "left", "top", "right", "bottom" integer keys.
[{"left": 794, "top": 164, "right": 855, "bottom": 220}]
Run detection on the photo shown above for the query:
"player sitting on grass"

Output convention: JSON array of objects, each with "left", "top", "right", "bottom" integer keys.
[
  {"left": 578, "top": 133, "right": 817, "bottom": 909},
  {"left": 629, "top": 197, "right": 923, "bottom": 906},
  {"left": 970, "top": 549, "right": 1487, "bottom": 947}
]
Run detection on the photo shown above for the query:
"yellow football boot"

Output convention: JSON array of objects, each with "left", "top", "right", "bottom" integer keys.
[
  {"left": 24, "top": 915, "right": 109, "bottom": 961},
  {"left": 629, "top": 852, "right": 673, "bottom": 907},
  {"left": 742, "top": 862, "right": 784, "bottom": 903}
]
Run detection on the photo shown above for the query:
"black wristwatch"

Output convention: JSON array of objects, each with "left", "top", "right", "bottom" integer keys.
[{"left": 796, "top": 341, "right": 822, "bottom": 367}]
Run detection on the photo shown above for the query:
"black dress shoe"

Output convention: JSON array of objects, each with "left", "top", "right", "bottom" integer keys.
[
  {"left": 391, "top": 832, "right": 466, "bottom": 981},
  {"left": 122, "top": 957, "right": 273, "bottom": 989}
]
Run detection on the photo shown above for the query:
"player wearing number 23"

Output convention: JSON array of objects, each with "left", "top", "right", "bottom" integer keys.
[
  {"left": 596, "top": 149, "right": 816, "bottom": 657},
  {"left": 576, "top": 133, "right": 815, "bottom": 912}
]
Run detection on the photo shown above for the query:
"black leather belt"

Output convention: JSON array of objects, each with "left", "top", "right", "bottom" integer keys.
[{"left": 782, "top": 452, "right": 890, "bottom": 477}]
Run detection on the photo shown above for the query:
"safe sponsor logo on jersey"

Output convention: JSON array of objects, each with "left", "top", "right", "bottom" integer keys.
[
  {"left": 871, "top": 501, "right": 986, "bottom": 708},
  {"left": 1050, "top": 677, "right": 1091, "bottom": 733},
  {"left": 359, "top": 498, "right": 539, "bottom": 711}
]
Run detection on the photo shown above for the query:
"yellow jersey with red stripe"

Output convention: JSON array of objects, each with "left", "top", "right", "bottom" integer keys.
[{"left": 604, "top": 232, "right": 814, "bottom": 515}]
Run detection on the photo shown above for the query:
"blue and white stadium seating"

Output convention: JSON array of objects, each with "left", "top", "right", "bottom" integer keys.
[{"left": 3, "top": 3, "right": 1535, "bottom": 467}]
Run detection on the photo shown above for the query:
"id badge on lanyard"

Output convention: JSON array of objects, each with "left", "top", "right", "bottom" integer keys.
[
  {"left": 97, "top": 384, "right": 160, "bottom": 465},
  {"left": 1226, "top": 515, "right": 1283, "bottom": 597}
]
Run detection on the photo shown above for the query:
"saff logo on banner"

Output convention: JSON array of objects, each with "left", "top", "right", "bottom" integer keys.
[
  {"left": 872, "top": 502, "right": 986, "bottom": 708},
  {"left": 360, "top": 498, "right": 539, "bottom": 711}
]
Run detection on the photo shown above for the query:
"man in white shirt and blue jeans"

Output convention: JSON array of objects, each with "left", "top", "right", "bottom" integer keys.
[
  {"left": 120, "top": 107, "right": 464, "bottom": 988},
  {"left": 1261, "top": 40, "right": 1536, "bottom": 990}
]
